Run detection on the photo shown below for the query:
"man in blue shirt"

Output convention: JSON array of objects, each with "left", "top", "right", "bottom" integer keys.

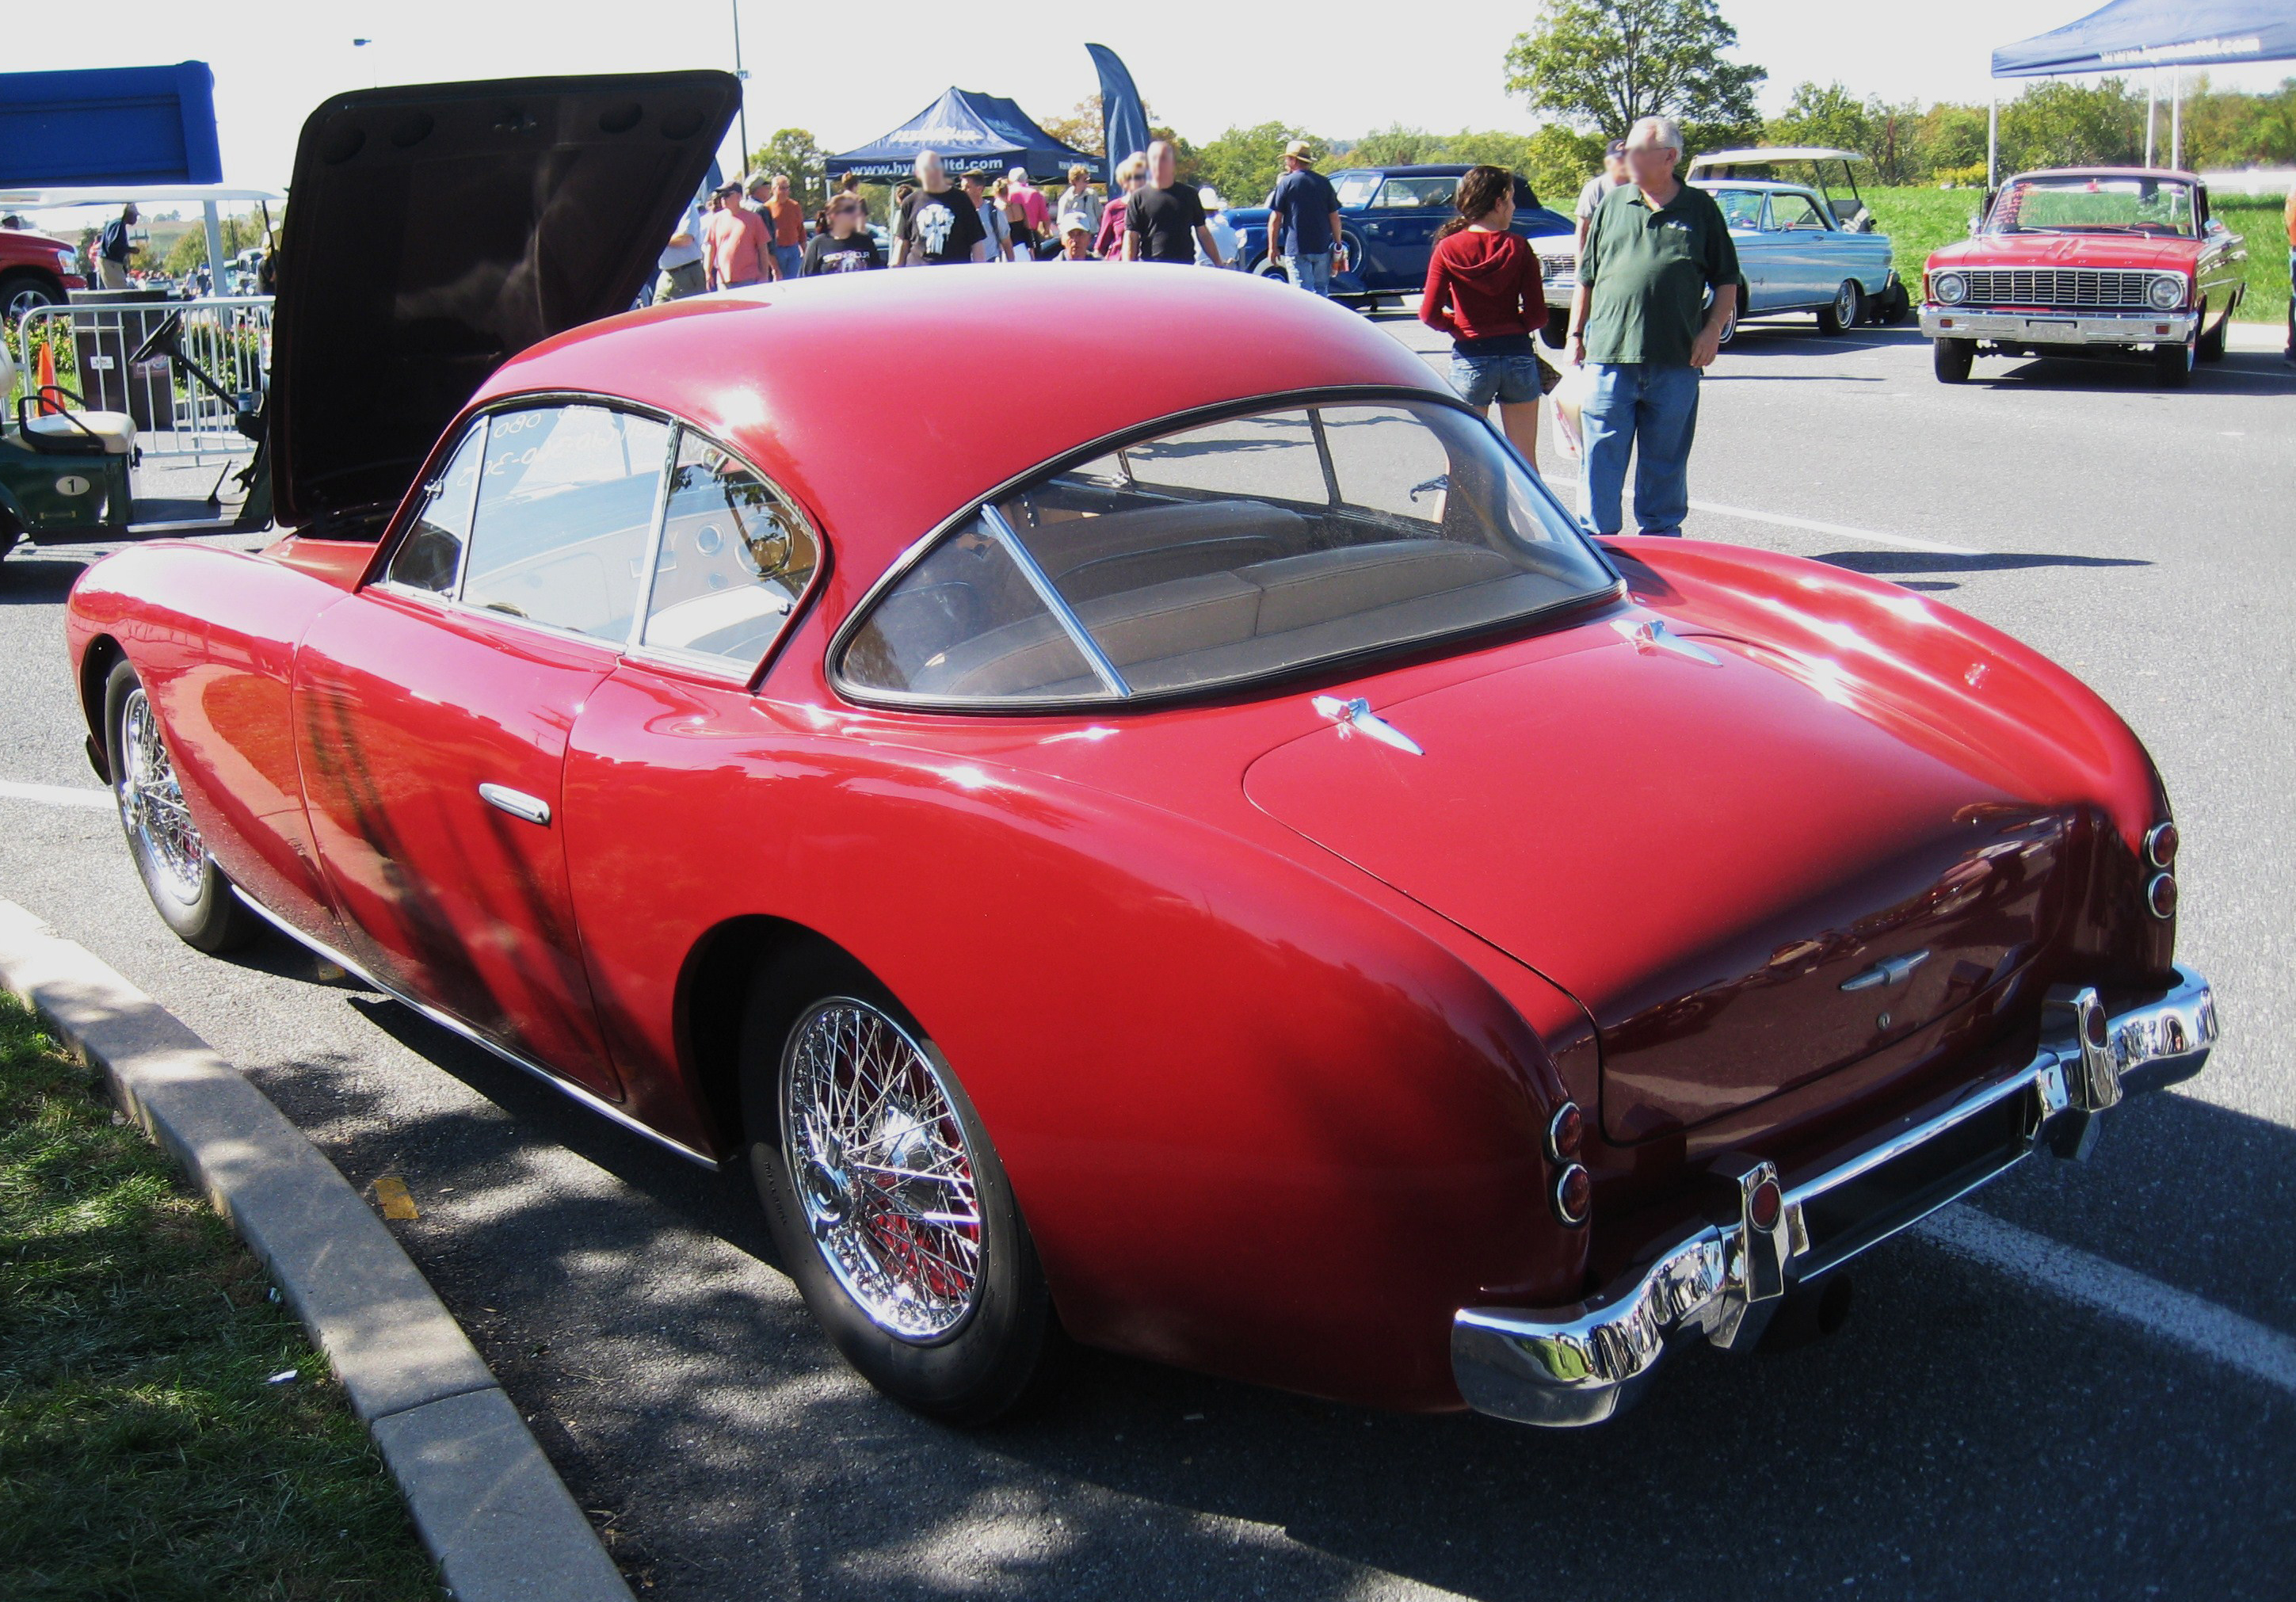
[{"left": 1265, "top": 142, "right": 1347, "bottom": 296}]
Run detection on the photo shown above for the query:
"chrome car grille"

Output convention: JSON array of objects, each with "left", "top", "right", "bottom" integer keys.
[
  {"left": 1539, "top": 252, "right": 1577, "bottom": 285},
  {"left": 1962, "top": 267, "right": 2153, "bottom": 308}
]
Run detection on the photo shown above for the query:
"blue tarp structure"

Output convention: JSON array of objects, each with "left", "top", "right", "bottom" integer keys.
[
  {"left": 1993, "top": 0, "right": 2296, "bottom": 77},
  {"left": 826, "top": 88, "right": 1101, "bottom": 181},
  {"left": 0, "top": 62, "right": 223, "bottom": 188}
]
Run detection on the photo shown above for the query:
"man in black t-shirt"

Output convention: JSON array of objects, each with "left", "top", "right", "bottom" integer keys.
[
  {"left": 1124, "top": 142, "right": 1225, "bottom": 265},
  {"left": 894, "top": 151, "right": 987, "bottom": 266}
]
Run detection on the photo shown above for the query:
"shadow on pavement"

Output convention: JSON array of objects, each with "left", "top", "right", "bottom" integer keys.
[
  {"left": 0, "top": 552, "right": 90, "bottom": 604},
  {"left": 208, "top": 918, "right": 2296, "bottom": 1600},
  {"left": 1816, "top": 549, "right": 2153, "bottom": 578}
]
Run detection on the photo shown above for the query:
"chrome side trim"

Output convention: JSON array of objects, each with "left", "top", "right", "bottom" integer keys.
[
  {"left": 1452, "top": 963, "right": 2214, "bottom": 1427},
  {"left": 230, "top": 888, "right": 720, "bottom": 1171},
  {"left": 477, "top": 783, "right": 551, "bottom": 826},
  {"left": 1840, "top": 949, "right": 1930, "bottom": 991}
]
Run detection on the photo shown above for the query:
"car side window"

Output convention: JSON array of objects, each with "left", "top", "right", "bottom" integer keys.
[
  {"left": 641, "top": 429, "right": 818, "bottom": 669},
  {"left": 1769, "top": 193, "right": 1826, "bottom": 231},
  {"left": 460, "top": 405, "right": 670, "bottom": 641},
  {"left": 385, "top": 424, "right": 486, "bottom": 593},
  {"left": 1375, "top": 177, "right": 1453, "bottom": 210}
]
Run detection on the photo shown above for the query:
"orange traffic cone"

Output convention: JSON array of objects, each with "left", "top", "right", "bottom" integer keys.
[{"left": 35, "top": 340, "right": 60, "bottom": 416}]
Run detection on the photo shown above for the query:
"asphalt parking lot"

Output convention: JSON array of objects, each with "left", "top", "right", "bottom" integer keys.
[{"left": 3, "top": 308, "right": 2293, "bottom": 1599}]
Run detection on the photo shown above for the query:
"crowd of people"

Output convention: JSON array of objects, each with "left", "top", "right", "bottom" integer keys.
[{"left": 651, "top": 118, "right": 1746, "bottom": 540}]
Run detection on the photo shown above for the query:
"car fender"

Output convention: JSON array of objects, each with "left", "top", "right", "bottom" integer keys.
[{"left": 561, "top": 665, "right": 1589, "bottom": 1410}]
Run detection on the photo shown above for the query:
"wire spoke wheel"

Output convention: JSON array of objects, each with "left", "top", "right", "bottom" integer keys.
[
  {"left": 781, "top": 998, "right": 984, "bottom": 1341},
  {"left": 117, "top": 687, "right": 208, "bottom": 905}
]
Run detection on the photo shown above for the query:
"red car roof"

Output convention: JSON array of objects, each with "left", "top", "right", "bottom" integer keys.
[{"left": 475, "top": 265, "right": 1442, "bottom": 583}]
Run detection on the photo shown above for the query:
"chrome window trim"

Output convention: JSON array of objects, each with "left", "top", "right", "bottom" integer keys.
[
  {"left": 824, "top": 383, "right": 1625, "bottom": 715},
  {"left": 363, "top": 391, "right": 824, "bottom": 686},
  {"left": 978, "top": 503, "right": 1131, "bottom": 697}
]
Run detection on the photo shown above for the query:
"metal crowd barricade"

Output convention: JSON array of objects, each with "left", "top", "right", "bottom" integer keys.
[{"left": 10, "top": 295, "right": 273, "bottom": 464}]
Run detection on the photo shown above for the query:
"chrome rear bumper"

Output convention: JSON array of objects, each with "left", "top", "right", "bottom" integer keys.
[
  {"left": 1453, "top": 966, "right": 2217, "bottom": 1427},
  {"left": 1919, "top": 306, "right": 2197, "bottom": 345}
]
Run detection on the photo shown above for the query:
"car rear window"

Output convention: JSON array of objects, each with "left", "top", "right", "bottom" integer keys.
[{"left": 837, "top": 399, "right": 1617, "bottom": 706}]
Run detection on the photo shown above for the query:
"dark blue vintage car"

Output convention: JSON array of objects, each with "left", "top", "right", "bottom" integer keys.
[{"left": 1225, "top": 164, "right": 1573, "bottom": 315}]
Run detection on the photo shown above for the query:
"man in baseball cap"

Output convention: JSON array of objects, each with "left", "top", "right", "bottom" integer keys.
[
  {"left": 1267, "top": 139, "right": 1345, "bottom": 295},
  {"left": 1575, "top": 139, "right": 1631, "bottom": 254}
]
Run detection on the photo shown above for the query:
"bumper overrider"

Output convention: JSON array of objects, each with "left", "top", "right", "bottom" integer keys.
[
  {"left": 1453, "top": 967, "right": 2217, "bottom": 1427},
  {"left": 1919, "top": 305, "right": 2198, "bottom": 345}
]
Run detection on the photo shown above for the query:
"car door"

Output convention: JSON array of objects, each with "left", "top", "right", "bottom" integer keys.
[
  {"left": 1356, "top": 175, "right": 1452, "bottom": 290},
  {"left": 293, "top": 401, "right": 673, "bottom": 1097},
  {"left": 1763, "top": 189, "right": 1836, "bottom": 308}
]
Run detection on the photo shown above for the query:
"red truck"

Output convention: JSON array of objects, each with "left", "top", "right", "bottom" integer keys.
[{"left": 2, "top": 223, "right": 89, "bottom": 319}]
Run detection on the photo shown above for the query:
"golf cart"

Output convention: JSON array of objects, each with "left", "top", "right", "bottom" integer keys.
[
  {"left": 1, "top": 308, "right": 269, "bottom": 555},
  {"left": 1687, "top": 147, "right": 1881, "bottom": 233}
]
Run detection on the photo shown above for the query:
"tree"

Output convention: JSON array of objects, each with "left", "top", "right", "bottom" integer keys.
[
  {"left": 2000, "top": 78, "right": 2142, "bottom": 172},
  {"left": 1519, "top": 124, "right": 1608, "bottom": 208},
  {"left": 1196, "top": 124, "right": 1325, "bottom": 209},
  {"left": 1505, "top": 0, "right": 1765, "bottom": 147},
  {"left": 748, "top": 128, "right": 826, "bottom": 212},
  {"left": 1765, "top": 82, "right": 1871, "bottom": 154},
  {"left": 1042, "top": 97, "right": 1105, "bottom": 158},
  {"left": 1913, "top": 102, "right": 1989, "bottom": 183},
  {"left": 164, "top": 213, "right": 265, "bottom": 276},
  {"left": 1352, "top": 124, "right": 1448, "bottom": 167}
]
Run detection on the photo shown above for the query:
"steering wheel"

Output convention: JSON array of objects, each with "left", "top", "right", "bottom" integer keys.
[{"left": 130, "top": 310, "right": 186, "bottom": 368}]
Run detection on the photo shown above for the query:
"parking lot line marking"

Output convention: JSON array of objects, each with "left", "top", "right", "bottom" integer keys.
[
  {"left": 1917, "top": 1204, "right": 2296, "bottom": 1399},
  {"left": 1688, "top": 500, "right": 1984, "bottom": 556},
  {"left": 0, "top": 779, "right": 113, "bottom": 811}
]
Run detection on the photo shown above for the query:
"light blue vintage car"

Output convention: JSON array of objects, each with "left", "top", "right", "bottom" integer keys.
[{"left": 1529, "top": 147, "right": 1909, "bottom": 346}]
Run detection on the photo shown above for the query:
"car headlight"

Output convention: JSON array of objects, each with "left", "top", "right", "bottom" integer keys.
[
  {"left": 2147, "top": 273, "right": 2186, "bottom": 311},
  {"left": 1932, "top": 271, "right": 1966, "bottom": 306},
  {"left": 55, "top": 249, "right": 76, "bottom": 273}
]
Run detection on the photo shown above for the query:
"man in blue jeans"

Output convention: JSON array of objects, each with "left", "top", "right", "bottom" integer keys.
[
  {"left": 1265, "top": 141, "right": 1347, "bottom": 296},
  {"left": 1568, "top": 116, "right": 1739, "bottom": 536}
]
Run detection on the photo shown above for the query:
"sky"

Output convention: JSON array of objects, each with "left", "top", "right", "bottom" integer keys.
[{"left": 20, "top": 0, "right": 2293, "bottom": 215}]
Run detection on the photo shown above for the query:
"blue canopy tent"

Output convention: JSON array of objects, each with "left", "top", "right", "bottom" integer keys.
[
  {"left": 1990, "top": 1, "right": 2296, "bottom": 180},
  {"left": 825, "top": 87, "right": 1102, "bottom": 182}
]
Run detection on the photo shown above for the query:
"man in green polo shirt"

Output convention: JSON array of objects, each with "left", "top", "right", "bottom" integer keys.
[{"left": 1567, "top": 116, "right": 1739, "bottom": 536}]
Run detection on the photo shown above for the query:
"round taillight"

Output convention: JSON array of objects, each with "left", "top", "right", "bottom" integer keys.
[
  {"left": 1552, "top": 1164, "right": 1592, "bottom": 1226},
  {"left": 2145, "top": 822, "right": 2179, "bottom": 869},
  {"left": 2084, "top": 1005, "right": 2110, "bottom": 1049},
  {"left": 1748, "top": 1176, "right": 1783, "bottom": 1232},
  {"left": 2146, "top": 872, "right": 2178, "bottom": 920},
  {"left": 1546, "top": 1101, "right": 1585, "bottom": 1162}
]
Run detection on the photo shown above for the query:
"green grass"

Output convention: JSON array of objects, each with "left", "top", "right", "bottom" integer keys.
[
  {"left": 1864, "top": 185, "right": 2290, "bottom": 326},
  {"left": 0, "top": 993, "right": 437, "bottom": 1601}
]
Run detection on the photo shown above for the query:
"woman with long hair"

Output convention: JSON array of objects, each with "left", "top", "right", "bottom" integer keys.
[{"left": 1419, "top": 164, "right": 1550, "bottom": 470}]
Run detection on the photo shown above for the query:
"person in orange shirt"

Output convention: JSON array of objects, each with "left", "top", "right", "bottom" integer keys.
[
  {"left": 763, "top": 174, "right": 808, "bottom": 283},
  {"left": 704, "top": 182, "right": 772, "bottom": 290}
]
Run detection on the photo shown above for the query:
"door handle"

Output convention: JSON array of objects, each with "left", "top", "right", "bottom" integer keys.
[{"left": 478, "top": 783, "right": 551, "bottom": 826}]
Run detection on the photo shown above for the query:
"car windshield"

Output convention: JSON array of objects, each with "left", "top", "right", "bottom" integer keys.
[
  {"left": 1990, "top": 176, "right": 2195, "bottom": 237},
  {"left": 1710, "top": 188, "right": 1765, "bottom": 229},
  {"left": 838, "top": 399, "right": 1619, "bottom": 705}
]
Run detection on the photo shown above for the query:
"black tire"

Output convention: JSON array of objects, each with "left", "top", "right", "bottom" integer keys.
[
  {"left": 1933, "top": 337, "right": 1976, "bottom": 383},
  {"left": 740, "top": 946, "right": 1057, "bottom": 1424},
  {"left": 1816, "top": 279, "right": 1863, "bottom": 334},
  {"left": 2197, "top": 307, "right": 2227, "bottom": 363},
  {"left": 2154, "top": 326, "right": 2195, "bottom": 387},
  {"left": 1879, "top": 280, "right": 1913, "bottom": 325},
  {"left": 103, "top": 660, "right": 261, "bottom": 953},
  {"left": 2, "top": 271, "right": 65, "bottom": 322}
]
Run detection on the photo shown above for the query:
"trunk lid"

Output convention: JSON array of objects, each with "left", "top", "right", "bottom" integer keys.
[
  {"left": 1244, "top": 623, "right": 2073, "bottom": 1142},
  {"left": 268, "top": 72, "right": 738, "bottom": 530}
]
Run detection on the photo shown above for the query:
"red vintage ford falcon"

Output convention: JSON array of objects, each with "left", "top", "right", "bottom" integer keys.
[
  {"left": 1920, "top": 167, "right": 2247, "bottom": 387},
  {"left": 62, "top": 75, "right": 2217, "bottom": 1429}
]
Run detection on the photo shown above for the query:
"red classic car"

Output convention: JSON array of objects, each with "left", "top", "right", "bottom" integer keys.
[
  {"left": 1920, "top": 167, "right": 2247, "bottom": 386},
  {"left": 63, "top": 76, "right": 2216, "bottom": 1428}
]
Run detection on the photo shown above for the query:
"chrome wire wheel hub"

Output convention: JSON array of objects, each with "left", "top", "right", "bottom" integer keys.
[
  {"left": 118, "top": 688, "right": 206, "bottom": 905},
  {"left": 1836, "top": 282, "right": 1858, "bottom": 325},
  {"left": 782, "top": 999, "right": 983, "bottom": 1340}
]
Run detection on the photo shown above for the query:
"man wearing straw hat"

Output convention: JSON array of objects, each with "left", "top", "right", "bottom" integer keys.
[{"left": 1265, "top": 141, "right": 1345, "bottom": 296}]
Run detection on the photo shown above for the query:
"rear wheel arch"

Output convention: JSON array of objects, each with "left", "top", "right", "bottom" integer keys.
[
  {"left": 78, "top": 634, "right": 127, "bottom": 782},
  {"left": 676, "top": 914, "right": 860, "bottom": 1155}
]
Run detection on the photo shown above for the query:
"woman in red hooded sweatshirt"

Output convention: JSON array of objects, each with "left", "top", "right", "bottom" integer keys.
[{"left": 1419, "top": 165, "right": 1550, "bottom": 470}]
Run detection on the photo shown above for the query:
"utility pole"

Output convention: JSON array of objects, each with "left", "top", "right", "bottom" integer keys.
[{"left": 730, "top": 0, "right": 751, "bottom": 178}]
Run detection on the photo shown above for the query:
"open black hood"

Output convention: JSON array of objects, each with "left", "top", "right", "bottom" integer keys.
[{"left": 269, "top": 72, "right": 738, "bottom": 530}]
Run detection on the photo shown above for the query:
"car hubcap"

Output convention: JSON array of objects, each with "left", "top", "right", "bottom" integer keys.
[
  {"left": 118, "top": 688, "right": 207, "bottom": 905},
  {"left": 782, "top": 998, "right": 983, "bottom": 1339}
]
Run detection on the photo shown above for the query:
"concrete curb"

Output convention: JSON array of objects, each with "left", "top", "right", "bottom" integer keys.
[{"left": 0, "top": 898, "right": 632, "bottom": 1602}]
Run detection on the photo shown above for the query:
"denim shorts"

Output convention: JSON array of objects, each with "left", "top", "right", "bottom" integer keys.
[{"left": 1449, "top": 350, "right": 1546, "bottom": 407}]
